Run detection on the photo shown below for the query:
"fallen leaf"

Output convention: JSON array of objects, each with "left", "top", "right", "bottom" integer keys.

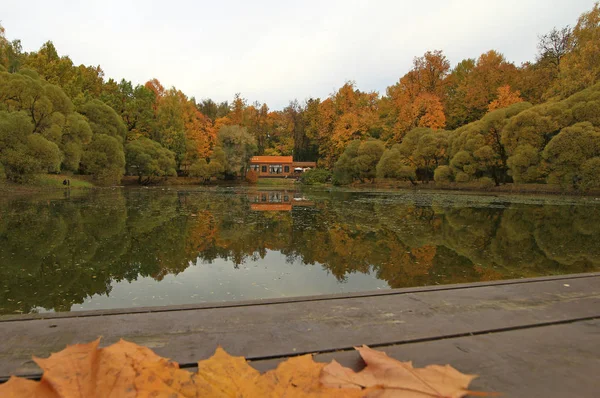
[
  {"left": 95, "top": 339, "right": 166, "bottom": 398},
  {"left": 321, "top": 345, "right": 478, "bottom": 398},
  {"left": 0, "top": 376, "right": 58, "bottom": 398},
  {"left": 261, "top": 354, "right": 367, "bottom": 397},
  {"left": 0, "top": 340, "right": 489, "bottom": 398},
  {"left": 33, "top": 339, "right": 100, "bottom": 398}
]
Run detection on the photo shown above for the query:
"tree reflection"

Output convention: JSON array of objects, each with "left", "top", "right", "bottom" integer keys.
[{"left": 0, "top": 189, "right": 598, "bottom": 314}]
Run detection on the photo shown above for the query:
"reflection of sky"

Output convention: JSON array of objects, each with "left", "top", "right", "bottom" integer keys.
[{"left": 69, "top": 250, "right": 389, "bottom": 312}]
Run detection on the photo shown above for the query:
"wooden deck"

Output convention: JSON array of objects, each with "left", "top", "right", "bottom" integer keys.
[{"left": 1, "top": 273, "right": 599, "bottom": 397}]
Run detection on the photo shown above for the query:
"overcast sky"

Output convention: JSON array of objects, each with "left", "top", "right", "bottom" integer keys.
[{"left": 2, "top": 0, "right": 596, "bottom": 109}]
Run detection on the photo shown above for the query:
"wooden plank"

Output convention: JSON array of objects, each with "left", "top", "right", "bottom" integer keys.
[
  {"left": 0, "top": 275, "right": 598, "bottom": 378},
  {"left": 249, "top": 319, "right": 600, "bottom": 398},
  {"left": 2, "top": 272, "right": 598, "bottom": 322}
]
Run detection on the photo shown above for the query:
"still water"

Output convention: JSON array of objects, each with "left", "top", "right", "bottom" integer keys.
[{"left": 1, "top": 186, "right": 599, "bottom": 315}]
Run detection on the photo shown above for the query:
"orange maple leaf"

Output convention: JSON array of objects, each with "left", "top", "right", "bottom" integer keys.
[
  {"left": 0, "top": 340, "right": 491, "bottom": 397},
  {"left": 321, "top": 345, "right": 488, "bottom": 398}
]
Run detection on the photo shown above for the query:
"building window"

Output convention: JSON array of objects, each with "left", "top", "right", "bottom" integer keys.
[
  {"left": 261, "top": 165, "right": 267, "bottom": 173},
  {"left": 270, "top": 192, "right": 282, "bottom": 202},
  {"left": 284, "top": 165, "right": 290, "bottom": 173},
  {"left": 269, "top": 165, "right": 283, "bottom": 174},
  {"left": 250, "top": 164, "right": 260, "bottom": 172}
]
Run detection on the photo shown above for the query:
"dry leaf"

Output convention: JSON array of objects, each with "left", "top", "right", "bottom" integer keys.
[
  {"left": 321, "top": 345, "right": 478, "bottom": 398},
  {"left": 0, "top": 376, "right": 58, "bottom": 398},
  {"left": 33, "top": 339, "right": 100, "bottom": 398},
  {"left": 0, "top": 340, "right": 487, "bottom": 398}
]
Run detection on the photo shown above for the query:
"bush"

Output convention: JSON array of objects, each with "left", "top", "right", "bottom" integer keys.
[
  {"left": 300, "top": 168, "right": 331, "bottom": 185},
  {"left": 434, "top": 165, "right": 453, "bottom": 183},
  {"left": 455, "top": 172, "right": 470, "bottom": 183},
  {"left": 332, "top": 168, "right": 353, "bottom": 185},
  {"left": 246, "top": 170, "right": 258, "bottom": 184},
  {"left": 477, "top": 177, "right": 496, "bottom": 189}
]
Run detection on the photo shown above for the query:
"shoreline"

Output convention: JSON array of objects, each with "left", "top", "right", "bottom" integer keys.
[{"left": 2, "top": 176, "right": 599, "bottom": 198}]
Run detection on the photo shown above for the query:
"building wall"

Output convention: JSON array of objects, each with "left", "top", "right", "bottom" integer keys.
[{"left": 249, "top": 161, "right": 317, "bottom": 178}]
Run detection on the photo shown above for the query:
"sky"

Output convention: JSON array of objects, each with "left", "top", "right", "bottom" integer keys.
[{"left": 2, "top": 0, "right": 597, "bottom": 110}]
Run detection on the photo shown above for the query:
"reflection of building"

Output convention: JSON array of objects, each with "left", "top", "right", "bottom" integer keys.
[
  {"left": 249, "top": 156, "right": 317, "bottom": 178},
  {"left": 248, "top": 190, "right": 315, "bottom": 211}
]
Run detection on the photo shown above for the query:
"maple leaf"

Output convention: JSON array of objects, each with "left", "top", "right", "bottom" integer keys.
[
  {"left": 321, "top": 345, "right": 481, "bottom": 398},
  {"left": 0, "top": 340, "right": 489, "bottom": 398}
]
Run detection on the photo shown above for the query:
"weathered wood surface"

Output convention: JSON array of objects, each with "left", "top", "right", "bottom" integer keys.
[
  {"left": 0, "top": 273, "right": 599, "bottom": 397},
  {"left": 249, "top": 318, "right": 600, "bottom": 397}
]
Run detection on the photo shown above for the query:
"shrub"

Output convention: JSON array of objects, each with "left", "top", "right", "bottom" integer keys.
[
  {"left": 455, "top": 172, "right": 470, "bottom": 183},
  {"left": 300, "top": 168, "right": 331, "bottom": 185},
  {"left": 477, "top": 177, "right": 496, "bottom": 189},
  {"left": 332, "top": 168, "right": 353, "bottom": 185},
  {"left": 245, "top": 170, "right": 258, "bottom": 184},
  {"left": 434, "top": 165, "right": 453, "bottom": 183}
]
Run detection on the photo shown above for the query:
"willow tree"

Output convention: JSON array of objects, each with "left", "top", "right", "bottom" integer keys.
[{"left": 543, "top": 122, "right": 600, "bottom": 189}]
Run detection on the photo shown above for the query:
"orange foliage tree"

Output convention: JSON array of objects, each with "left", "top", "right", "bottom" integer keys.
[{"left": 488, "top": 85, "right": 524, "bottom": 111}]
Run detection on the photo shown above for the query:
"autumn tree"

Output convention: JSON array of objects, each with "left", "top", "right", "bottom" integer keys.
[
  {"left": 549, "top": 3, "right": 600, "bottom": 98},
  {"left": 308, "top": 83, "right": 379, "bottom": 168},
  {"left": 382, "top": 51, "right": 449, "bottom": 142},
  {"left": 446, "top": 51, "right": 520, "bottom": 127},
  {"left": 488, "top": 85, "right": 524, "bottom": 111}
]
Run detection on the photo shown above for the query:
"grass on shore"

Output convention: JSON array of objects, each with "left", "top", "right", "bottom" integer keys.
[{"left": 29, "top": 174, "right": 94, "bottom": 189}]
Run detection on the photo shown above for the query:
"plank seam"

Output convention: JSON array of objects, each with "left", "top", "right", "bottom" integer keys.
[
  {"left": 3, "top": 315, "right": 598, "bottom": 382},
  {"left": 234, "top": 315, "right": 600, "bottom": 366}
]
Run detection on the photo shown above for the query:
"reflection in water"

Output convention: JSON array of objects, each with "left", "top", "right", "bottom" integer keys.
[{"left": 0, "top": 187, "right": 599, "bottom": 314}]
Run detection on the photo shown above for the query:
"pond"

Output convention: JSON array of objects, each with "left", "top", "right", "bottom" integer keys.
[{"left": 1, "top": 186, "right": 599, "bottom": 315}]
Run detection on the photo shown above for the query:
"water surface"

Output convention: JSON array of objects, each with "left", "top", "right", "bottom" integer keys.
[{"left": 1, "top": 186, "right": 598, "bottom": 315}]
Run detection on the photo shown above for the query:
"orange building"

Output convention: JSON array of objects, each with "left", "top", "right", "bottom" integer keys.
[{"left": 248, "top": 156, "right": 316, "bottom": 178}]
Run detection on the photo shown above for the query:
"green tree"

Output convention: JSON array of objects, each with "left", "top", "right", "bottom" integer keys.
[
  {"left": 397, "top": 128, "right": 450, "bottom": 183},
  {"left": 125, "top": 137, "right": 176, "bottom": 184},
  {"left": 0, "top": 111, "right": 61, "bottom": 181},
  {"left": 60, "top": 113, "right": 93, "bottom": 171},
  {"left": 77, "top": 99, "right": 126, "bottom": 141},
  {"left": 216, "top": 125, "right": 256, "bottom": 178},
  {"left": 543, "top": 122, "right": 600, "bottom": 189},
  {"left": 333, "top": 139, "right": 385, "bottom": 183},
  {"left": 81, "top": 134, "right": 125, "bottom": 185},
  {"left": 376, "top": 145, "right": 417, "bottom": 184}
]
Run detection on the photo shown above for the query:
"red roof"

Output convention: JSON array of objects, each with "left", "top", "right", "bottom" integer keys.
[{"left": 250, "top": 156, "right": 293, "bottom": 164}]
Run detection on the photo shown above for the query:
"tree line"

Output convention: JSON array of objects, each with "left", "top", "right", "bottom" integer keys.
[{"left": 0, "top": 3, "right": 598, "bottom": 186}]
